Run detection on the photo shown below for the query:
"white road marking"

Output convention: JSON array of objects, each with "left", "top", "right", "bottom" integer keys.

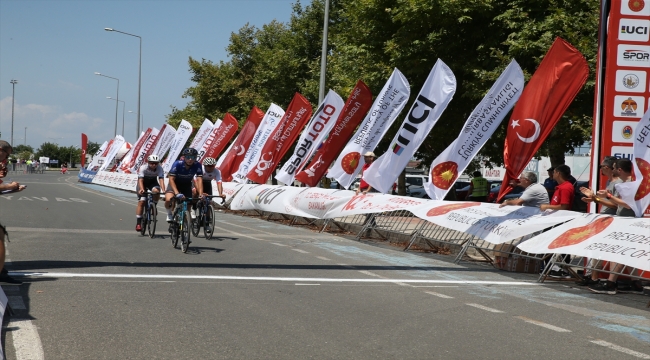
[
  {"left": 515, "top": 316, "right": 571, "bottom": 333},
  {"left": 10, "top": 319, "right": 44, "bottom": 360},
  {"left": 358, "top": 270, "right": 382, "bottom": 277},
  {"left": 7, "top": 296, "right": 26, "bottom": 310},
  {"left": 466, "top": 303, "right": 504, "bottom": 313},
  {"left": 425, "top": 291, "right": 454, "bottom": 299},
  {"left": 412, "top": 286, "right": 459, "bottom": 288},
  {"left": 295, "top": 283, "right": 320, "bottom": 286},
  {"left": 271, "top": 243, "right": 288, "bottom": 247},
  {"left": 8, "top": 227, "right": 133, "bottom": 234},
  {"left": 590, "top": 340, "right": 650, "bottom": 359},
  {"left": 292, "top": 249, "right": 309, "bottom": 254},
  {"left": 12, "top": 272, "right": 540, "bottom": 285},
  {"left": 316, "top": 256, "right": 331, "bottom": 261}
]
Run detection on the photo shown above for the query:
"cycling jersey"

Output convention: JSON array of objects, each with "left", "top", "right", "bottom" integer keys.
[
  {"left": 196, "top": 166, "right": 222, "bottom": 194},
  {"left": 137, "top": 164, "right": 164, "bottom": 189},
  {"left": 167, "top": 160, "right": 203, "bottom": 197}
]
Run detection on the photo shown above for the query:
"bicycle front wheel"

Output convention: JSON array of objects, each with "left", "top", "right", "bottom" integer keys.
[
  {"left": 204, "top": 204, "right": 215, "bottom": 240},
  {"left": 191, "top": 206, "right": 201, "bottom": 237},
  {"left": 181, "top": 210, "right": 191, "bottom": 253},
  {"left": 148, "top": 202, "right": 157, "bottom": 238},
  {"left": 140, "top": 204, "right": 148, "bottom": 236},
  {"left": 170, "top": 210, "right": 180, "bottom": 249}
]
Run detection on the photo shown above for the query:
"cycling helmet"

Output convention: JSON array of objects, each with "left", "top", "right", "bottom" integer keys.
[
  {"left": 147, "top": 154, "right": 160, "bottom": 163},
  {"left": 181, "top": 148, "right": 199, "bottom": 157},
  {"left": 203, "top": 157, "right": 217, "bottom": 166}
]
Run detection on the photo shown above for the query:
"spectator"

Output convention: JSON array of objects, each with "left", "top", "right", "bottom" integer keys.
[
  {"left": 579, "top": 156, "right": 619, "bottom": 215},
  {"left": 357, "top": 151, "right": 377, "bottom": 237},
  {"left": 499, "top": 171, "right": 549, "bottom": 208},
  {"left": 540, "top": 165, "right": 574, "bottom": 211},
  {"left": 468, "top": 171, "right": 489, "bottom": 202},
  {"left": 542, "top": 167, "right": 558, "bottom": 198},
  {"left": 0, "top": 140, "right": 25, "bottom": 285}
]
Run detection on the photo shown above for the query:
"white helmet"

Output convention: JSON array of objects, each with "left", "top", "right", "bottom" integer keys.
[
  {"left": 147, "top": 154, "right": 160, "bottom": 163},
  {"left": 203, "top": 157, "right": 217, "bottom": 166}
]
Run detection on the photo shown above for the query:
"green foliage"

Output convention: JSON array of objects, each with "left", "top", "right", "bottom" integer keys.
[
  {"left": 12, "top": 144, "right": 34, "bottom": 154},
  {"left": 167, "top": 0, "right": 599, "bottom": 168}
]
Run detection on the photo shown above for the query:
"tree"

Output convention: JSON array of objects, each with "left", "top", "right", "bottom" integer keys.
[{"left": 12, "top": 144, "right": 34, "bottom": 154}]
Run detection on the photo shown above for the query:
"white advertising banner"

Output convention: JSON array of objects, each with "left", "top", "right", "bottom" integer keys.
[
  {"left": 329, "top": 68, "right": 411, "bottom": 189},
  {"left": 232, "top": 104, "right": 285, "bottom": 183},
  {"left": 275, "top": 90, "right": 344, "bottom": 185},
  {"left": 118, "top": 129, "right": 151, "bottom": 173},
  {"left": 615, "top": 107, "right": 650, "bottom": 217},
  {"left": 197, "top": 118, "right": 222, "bottom": 161},
  {"left": 98, "top": 136, "right": 126, "bottom": 172},
  {"left": 425, "top": 60, "right": 525, "bottom": 199},
  {"left": 151, "top": 124, "right": 177, "bottom": 160},
  {"left": 161, "top": 120, "right": 194, "bottom": 173},
  {"left": 517, "top": 214, "right": 650, "bottom": 272},
  {"left": 86, "top": 141, "right": 108, "bottom": 170},
  {"left": 364, "top": 59, "right": 457, "bottom": 193},
  {"left": 190, "top": 118, "right": 215, "bottom": 151},
  {"left": 129, "top": 128, "right": 160, "bottom": 173}
]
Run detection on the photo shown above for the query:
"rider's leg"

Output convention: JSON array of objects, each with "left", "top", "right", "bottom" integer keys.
[{"left": 164, "top": 192, "right": 175, "bottom": 221}]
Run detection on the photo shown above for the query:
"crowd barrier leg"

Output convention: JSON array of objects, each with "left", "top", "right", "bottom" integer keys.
[
  {"left": 355, "top": 213, "right": 386, "bottom": 240},
  {"left": 403, "top": 221, "right": 428, "bottom": 251}
]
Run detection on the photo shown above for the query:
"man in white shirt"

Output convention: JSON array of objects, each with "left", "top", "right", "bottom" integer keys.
[{"left": 499, "top": 171, "right": 549, "bottom": 208}]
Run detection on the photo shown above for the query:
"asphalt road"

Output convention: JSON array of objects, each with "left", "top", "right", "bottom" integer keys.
[{"left": 0, "top": 172, "right": 649, "bottom": 359}]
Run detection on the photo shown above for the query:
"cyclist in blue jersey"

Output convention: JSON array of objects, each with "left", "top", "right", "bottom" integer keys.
[
  {"left": 164, "top": 148, "right": 204, "bottom": 222},
  {"left": 135, "top": 154, "right": 165, "bottom": 231}
]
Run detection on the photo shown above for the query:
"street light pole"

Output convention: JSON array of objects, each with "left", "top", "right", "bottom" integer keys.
[
  {"left": 107, "top": 97, "right": 126, "bottom": 136},
  {"left": 94, "top": 72, "right": 119, "bottom": 137},
  {"left": 318, "top": 0, "right": 330, "bottom": 103},
  {"left": 105, "top": 27, "right": 142, "bottom": 140},
  {"left": 10, "top": 79, "right": 17, "bottom": 146},
  {"left": 24, "top": 127, "right": 27, "bottom": 146}
]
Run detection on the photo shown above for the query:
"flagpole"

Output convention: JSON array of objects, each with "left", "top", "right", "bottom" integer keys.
[{"left": 318, "top": 0, "right": 330, "bottom": 103}]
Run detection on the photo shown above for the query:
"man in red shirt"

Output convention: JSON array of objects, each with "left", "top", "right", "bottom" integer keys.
[
  {"left": 540, "top": 164, "right": 574, "bottom": 211},
  {"left": 356, "top": 152, "right": 376, "bottom": 194}
]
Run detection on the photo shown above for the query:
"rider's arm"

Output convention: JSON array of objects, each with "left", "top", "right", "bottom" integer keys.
[
  {"left": 138, "top": 177, "right": 145, "bottom": 194},
  {"left": 157, "top": 166, "right": 165, "bottom": 189},
  {"left": 217, "top": 181, "right": 223, "bottom": 197},
  {"left": 169, "top": 175, "right": 179, "bottom": 195}
]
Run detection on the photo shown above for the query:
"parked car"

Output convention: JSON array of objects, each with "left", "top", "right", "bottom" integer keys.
[{"left": 405, "top": 174, "right": 429, "bottom": 198}]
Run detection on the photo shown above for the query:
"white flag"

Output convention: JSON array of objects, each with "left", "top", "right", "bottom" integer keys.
[
  {"left": 232, "top": 104, "right": 285, "bottom": 183},
  {"left": 151, "top": 124, "right": 177, "bottom": 160},
  {"left": 87, "top": 140, "right": 109, "bottom": 170},
  {"left": 364, "top": 60, "right": 456, "bottom": 193},
  {"left": 329, "top": 68, "right": 411, "bottom": 189},
  {"left": 615, "top": 107, "right": 650, "bottom": 217},
  {"left": 275, "top": 90, "right": 344, "bottom": 185},
  {"left": 425, "top": 60, "right": 525, "bottom": 199},
  {"left": 129, "top": 128, "right": 160, "bottom": 173},
  {"left": 98, "top": 136, "right": 126, "bottom": 171},
  {"left": 161, "top": 120, "right": 194, "bottom": 173},
  {"left": 197, "top": 119, "right": 223, "bottom": 161},
  {"left": 190, "top": 118, "right": 215, "bottom": 150}
]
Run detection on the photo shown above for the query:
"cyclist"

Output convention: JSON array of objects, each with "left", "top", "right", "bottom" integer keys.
[
  {"left": 135, "top": 154, "right": 165, "bottom": 232},
  {"left": 192, "top": 157, "right": 225, "bottom": 232},
  {"left": 164, "top": 148, "right": 204, "bottom": 223}
]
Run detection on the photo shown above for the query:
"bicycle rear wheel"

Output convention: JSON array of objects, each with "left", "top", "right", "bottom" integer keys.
[
  {"left": 191, "top": 204, "right": 201, "bottom": 237},
  {"left": 148, "top": 202, "right": 157, "bottom": 238},
  {"left": 204, "top": 204, "right": 215, "bottom": 240},
  {"left": 170, "top": 210, "right": 180, "bottom": 248},
  {"left": 181, "top": 210, "right": 191, "bottom": 253}
]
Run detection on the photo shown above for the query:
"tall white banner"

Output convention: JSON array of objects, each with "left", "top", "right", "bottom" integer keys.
[
  {"left": 615, "top": 108, "right": 650, "bottom": 217},
  {"left": 329, "top": 68, "right": 411, "bottom": 189},
  {"left": 190, "top": 118, "right": 216, "bottom": 152},
  {"left": 275, "top": 90, "right": 344, "bottom": 185},
  {"left": 425, "top": 60, "right": 525, "bottom": 199},
  {"left": 98, "top": 137, "right": 125, "bottom": 171},
  {"left": 118, "top": 128, "right": 153, "bottom": 173},
  {"left": 86, "top": 140, "right": 108, "bottom": 170},
  {"left": 517, "top": 214, "right": 650, "bottom": 272},
  {"left": 129, "top": 128, "right": 160, "bottom": 173},
  {"left": 161, "top": 120, "right": 193, "bottom": 173},
  {"left": 364, "top": 60, "right": 457, "bottom": 193},
  {"left": 232, "top": 104, "right": 285, "bottom": 183},
  {"left": 151, "top": 124, "right": 177, "bottom": 159},
  {"left": 197, "top": 118, "right": 222, "bottom": 160}
]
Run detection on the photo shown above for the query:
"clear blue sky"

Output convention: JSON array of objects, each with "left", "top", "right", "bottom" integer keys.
[{"left": 0, "top": 0, "right": 297, "bottom": 149}]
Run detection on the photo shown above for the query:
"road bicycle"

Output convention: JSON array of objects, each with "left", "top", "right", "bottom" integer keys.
[
  {"left": 140, "top": 190, "right": 158, "bottom": 238},
  {"left": 170, "top": 197, "right": 196, "bottom": 253},
  {"left": 191, "top": 195, "right": 225, "bottom": 240}
]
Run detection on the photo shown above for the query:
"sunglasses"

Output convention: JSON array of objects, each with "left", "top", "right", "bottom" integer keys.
[
  {"left": 148, "top": 162, "right": 158, "bottom": 165},
  {"left": 185, "top": 155, "right": 197, "bottom": 160}
]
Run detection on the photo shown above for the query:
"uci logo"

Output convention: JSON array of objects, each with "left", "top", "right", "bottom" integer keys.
[
  {"left": 269, "top": 111, "right": 282, "bottom": 118},
  {"left": 254, "top": 188, "right": 286, "bottom": 205},
  {"left": 392, "top": 95, "right": 437, "bottom": 155}
]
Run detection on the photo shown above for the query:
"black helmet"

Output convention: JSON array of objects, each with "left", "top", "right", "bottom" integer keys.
[{"left": 181, "top": 148, "right": 198, "bottom": 157}]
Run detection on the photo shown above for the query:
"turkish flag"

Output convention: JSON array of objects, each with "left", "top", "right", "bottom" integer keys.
[
  {"left": 246, "top": 93, "right": 313, "bottom": 184},
  {"left": 497, "top": 38, "right": 589, "bottom": 202},
  {"left": 294, "top": 80, "right": 373, "bottom": 187},
  {"left": 219, "top": 107, "right": 264, "bottom": 182},
  {"left": 202, "top": 113, "right": 239, "bottom": 160},
  {"left": 81, "top": 133, "right": 88, "bottom": 168}
]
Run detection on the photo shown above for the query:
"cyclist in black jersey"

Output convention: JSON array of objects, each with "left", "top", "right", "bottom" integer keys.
[
  {"left": 135, "top": 154, "right": 165, "bottom": 232},
  {"left": 164, "top": 148, "right": 204, "bottom": 222}
]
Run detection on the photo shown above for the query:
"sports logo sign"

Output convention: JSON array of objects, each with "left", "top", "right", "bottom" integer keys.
[{"left": 619, "top": 18, "right": 650, "bottom": 41}]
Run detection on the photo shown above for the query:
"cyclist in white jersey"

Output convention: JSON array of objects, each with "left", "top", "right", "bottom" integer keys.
[
  {"left": 135, "top": 154, "right": 165, "bottom": 232},
  {"left": 192, "top": 158, "right": 225, "bottom": 225}
]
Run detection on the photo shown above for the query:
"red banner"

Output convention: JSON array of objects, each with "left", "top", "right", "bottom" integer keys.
[
  {"left": 81, "top": 133, "right": 88, "bottom": 168},
  {"left": 202, "top": 113, "right": 239, "bottom": 161},
  {"left": 247, "top": 93, "right": 313, "bottom": 184},
  {"left": 497, "top": 38, "right": 589, "bottom": 202},
  {"left": 295, "top": 80, "right": 373, "bottom": 187},
  {"left": 119, "top": 128, "right": 153, "bottom": 173},
  {"left": 219, "top": 107, "right": 265, "bottom": 182}
]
